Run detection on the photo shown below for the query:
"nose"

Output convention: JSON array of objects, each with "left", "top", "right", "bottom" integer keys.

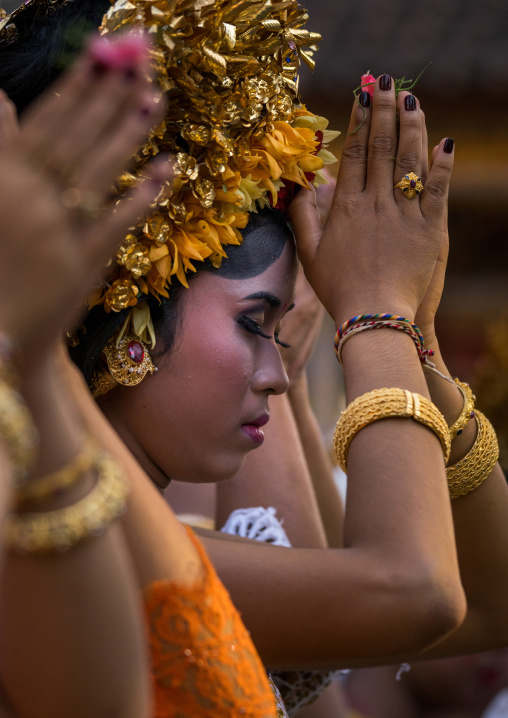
[{"left": 251, "top": 341, "right": 289, "bottom": 396}]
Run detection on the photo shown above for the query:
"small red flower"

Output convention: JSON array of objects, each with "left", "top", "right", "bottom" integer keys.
[{"left": 360, "top": 72, "right": 376, "bottom": 97}]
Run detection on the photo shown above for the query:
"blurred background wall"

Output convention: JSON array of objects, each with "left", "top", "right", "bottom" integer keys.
[{"left": 2, "top": 0, "right": 508, "bottom": 464}]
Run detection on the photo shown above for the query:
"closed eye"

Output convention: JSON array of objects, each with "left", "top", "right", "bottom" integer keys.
[{"left": 237, "top": 316, "right": 271, "bottom": 339}]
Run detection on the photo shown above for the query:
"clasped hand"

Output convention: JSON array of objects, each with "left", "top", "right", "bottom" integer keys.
[
  {"left": 0, "top": 34, "right": 171, "bottom": 360},
  {"left": 290, "top": 76, "right": 453, "bottom": 332}
]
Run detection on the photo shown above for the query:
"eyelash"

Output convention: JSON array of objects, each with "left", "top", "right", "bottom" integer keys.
[{"left": 238, "top": 316, "right": 291, "bottom": 348}]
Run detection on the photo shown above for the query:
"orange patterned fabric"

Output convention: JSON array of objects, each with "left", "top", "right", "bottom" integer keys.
[{"left": 144, "top": 527, "right": 278, "bottom": 718}]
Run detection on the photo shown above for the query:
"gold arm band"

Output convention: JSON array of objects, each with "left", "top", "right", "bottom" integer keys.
[
  {"left": 0, "top": 379, "right": 38, "bottom": 487},
  {"left": 5, "top": 451, "right": 129, "bottom": 553},
  {"left": 15, "top": 436, "right": 97, "bottom": 506},
  {"left": 447, "top": 410, "right": 499, "bottom": 499},
  {"left": 334, "top": 387, "right": 451, "bottom": 473},
  {"left": 448, "top": 378, "right": 476, "bottom": 441}
]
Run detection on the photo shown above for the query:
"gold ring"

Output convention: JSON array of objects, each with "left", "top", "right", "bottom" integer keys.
[
  {"left": 394, "top": 172, "right": 423, "bottom": 199},
  {"left": 60, "top": 187, "right": 103, "bottom": 221}
]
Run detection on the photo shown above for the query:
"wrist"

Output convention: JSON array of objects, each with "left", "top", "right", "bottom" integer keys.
[
  {"left": 287, "top": 371, "right": 308, "bottom": 402},
  {"left": 419, "top": 324, "right": 438, "bottom": 348},
  {"left": 333, "top": 302, "right": 416, "bottom": 331}
]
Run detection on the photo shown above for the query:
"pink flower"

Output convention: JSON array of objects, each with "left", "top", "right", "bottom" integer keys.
[{"left": 360, "top": 72, "right": 376, "bottom": 97}]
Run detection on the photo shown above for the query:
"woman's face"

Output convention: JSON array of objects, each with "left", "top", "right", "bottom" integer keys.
[{"left": 100, "top": 235, "right": 297, "bottom": 486}]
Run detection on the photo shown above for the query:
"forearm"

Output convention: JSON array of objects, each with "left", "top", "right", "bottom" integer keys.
[
  {"left": 418, "top": 333, "right": 508, "bottom": 653},
  {"left": 0, "top": 354, "right": 150, "bottom": 718},
  {"left": 216, "top": 390, "right": 327, "bottom": 548},
  {"left": 341, "top": 329, "right": 460, "bottom": 592},
  {"left": 288, "top": 373, "right": 344, "bottom": 547}
]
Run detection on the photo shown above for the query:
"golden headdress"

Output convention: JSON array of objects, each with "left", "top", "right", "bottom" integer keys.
[
  {"left": 1, "top": 0, "right": 338, "bottom": 391},
  {"left": 93, "top": 0, "right": 338, "bottom": 331}
]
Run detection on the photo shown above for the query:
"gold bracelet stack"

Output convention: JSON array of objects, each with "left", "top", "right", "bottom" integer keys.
[
  {"left": 334, "top": 388, "right": 451, "bottom": 473},
  {"left": 0, "top": 379, "right": 38, "bottom": 487},
  {"left": 448, "top": 378, "right": 476, "bottom": 441},
  {"left": 5, "top": 450, "right": 129, "bottom": 553},
  {"left": 447, "top": 410, "right": 499, "bottom": 499},
  {"left": 15, "top": 437, "right": 98, "bottom": 506}
]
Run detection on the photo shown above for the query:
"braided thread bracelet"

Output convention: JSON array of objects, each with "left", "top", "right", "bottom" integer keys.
[
  {"left": 446, "top": 410, "right": 499, "bottom": 499},
  {"left": 334, "top": 314, "right": 430, "bottom": 362},
  {"left": 333, "top": 387, "right": 450, "bottom": 473},
  {"left": 5, "top": 450, "right": 129, "bottom": 553},
  {"left": 333, "top": 313, "right": 463, "bottom": 385}
]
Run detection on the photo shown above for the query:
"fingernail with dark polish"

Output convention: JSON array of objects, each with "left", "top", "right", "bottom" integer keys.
[
  {"left": 444, "top": 137, "right": 455, "bottom": 154},
  {"left": 404, "top": 94, "right": 417, "bottom": 111},
  {"left": 379, "top": 74, "right": 392, "bottom": 91},
  {"left": 359, "top": 90, "right": 371, "bottom": 108}
]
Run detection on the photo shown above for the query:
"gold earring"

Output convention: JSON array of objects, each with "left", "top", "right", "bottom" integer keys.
[{"left": 103, "top": 334, "right": 157, "bottom": 387}]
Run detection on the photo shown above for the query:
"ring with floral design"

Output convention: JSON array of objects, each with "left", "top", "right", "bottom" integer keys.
[{"left": 394, "top": 172, "right": 424, "bottom": 199}]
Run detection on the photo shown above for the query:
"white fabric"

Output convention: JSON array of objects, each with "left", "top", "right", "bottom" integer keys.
[
  {"left": 484, "top": 689, "right": 508, "bottom": 718},
  {"left": 220, "top": 506, "right": 292, "bottom": 547}
]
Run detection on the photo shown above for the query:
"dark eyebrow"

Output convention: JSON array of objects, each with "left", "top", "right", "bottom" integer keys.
[{"left": 243, "top": 291, "right": 281, "bottom": 307}]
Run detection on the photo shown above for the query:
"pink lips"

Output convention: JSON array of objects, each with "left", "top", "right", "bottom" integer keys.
[{"left": 241, "top": 413, "right": 269, "bottom": 445}]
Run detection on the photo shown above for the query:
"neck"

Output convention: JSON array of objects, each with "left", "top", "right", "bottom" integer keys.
[{"left": 98, "top": 403, "right": 171, "bottom": 491}]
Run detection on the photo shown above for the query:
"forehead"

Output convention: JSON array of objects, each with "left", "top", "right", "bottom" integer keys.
[{"left": 185, "top": 239, "right": 297, "bottom": 311}]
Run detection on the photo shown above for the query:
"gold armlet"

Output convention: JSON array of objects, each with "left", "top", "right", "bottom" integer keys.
[
  {"left": 446, "top": 410, "right": 499, "bottom": 499},
  {"left": 334, "top": 388, "right": 450, "bottom": 473},
  {"left": 15, "top": 436, "right": 98, "bottom": 506},
  {"left": 448, "top": 378, "right": 476, "bottom": 441},
  {"left": 5, "top": 451, "right": 129, "bottom": 553},
  {"left": 0, "top": 378, "right": 38, "bottom": 487}
]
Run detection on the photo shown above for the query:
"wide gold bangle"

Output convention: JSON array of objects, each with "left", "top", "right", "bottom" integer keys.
[
  {"left": 0, "top": 379, "right": 38, "bottom": 488},
  {"left": 15, "top": 436, "right": 97, "bottom": 506},
  {"left": 446, "top": 410, "right": 499, "bottom": 499},
  {"left": 448, "top": 378, "right": 476, "bottom": 441},
  {"left": 5, "top": 451, "right": 129, "bottom": 553},
  {"left": 334, "top": 387, "right": 451, "bottom": 472}
]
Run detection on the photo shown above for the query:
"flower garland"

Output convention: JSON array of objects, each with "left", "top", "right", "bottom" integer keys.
[{"left": 90, "top": 0, "right": 339, "bottom": 326}]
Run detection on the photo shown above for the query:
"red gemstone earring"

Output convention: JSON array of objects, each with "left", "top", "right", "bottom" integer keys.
[{"left": 103, "top": 334, "right": 157, "bottom": 387}]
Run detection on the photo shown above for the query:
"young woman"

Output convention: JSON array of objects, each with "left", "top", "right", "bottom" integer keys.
[
  {"left": 1, "top": 28, "right": 284, "bottom": 718},
  {"left": 3, "top": 0, "right": 508, "bottom": 715}
]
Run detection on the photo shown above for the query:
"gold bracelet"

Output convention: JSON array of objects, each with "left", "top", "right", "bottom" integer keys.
[
  {"left": 334, "top": 388, "right": 451, "bottom": 472},
  {"left": 15, "top": 436, "right": 98, "bottom": 506},
  {"left": 448, "top": 378, "right": 476, "bottom": 441},
  {"left": 0, "top": 379, "right": 38, "bottom": 487},
  {"left": 447, "top": 410, "right": 499, "bottom": 499},
  {"left": 5, "top": 451, "right": 129, "bottom": 553}
]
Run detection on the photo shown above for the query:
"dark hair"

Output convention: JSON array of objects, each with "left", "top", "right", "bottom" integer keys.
[
  {"left": 0, "top": 0, "right": 109, "bottom": 113},
  {"left": 0, "top": 3, "right": 294, "bottom": 381},
  {"left": 70, "top": 208, "right": 293, "bottom": 383}
]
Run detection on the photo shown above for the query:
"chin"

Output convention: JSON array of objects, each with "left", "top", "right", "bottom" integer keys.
[{"left": 172, "top": 451, "right": 247, "bottom": 484}]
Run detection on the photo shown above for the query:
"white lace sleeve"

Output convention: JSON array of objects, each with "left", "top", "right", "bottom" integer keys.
[{"left": 220, "top": 506, "right": 292, "bottom": 547}]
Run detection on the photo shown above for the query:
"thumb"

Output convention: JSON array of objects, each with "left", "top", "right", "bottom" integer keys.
[{"left": 288, "top": 185, "right": 322, "bottom": 269}]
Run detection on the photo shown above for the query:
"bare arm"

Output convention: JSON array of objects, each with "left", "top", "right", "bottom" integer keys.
[
  {"left": 410, "top": 337, "right": 508, "bottom": 659},
  {"left": 288, "top": 373, "right": 344, "bottom": 547},
  {"left": 0, "top": 38, "right": 171, "bottom": 717},
  {"left": 0, "top": 356, "right": 150, "bottom": 718}
]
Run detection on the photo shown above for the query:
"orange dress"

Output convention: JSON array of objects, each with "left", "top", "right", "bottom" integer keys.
[{"left": 144, "top": 527, "right": 278, "bottom": 718}]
